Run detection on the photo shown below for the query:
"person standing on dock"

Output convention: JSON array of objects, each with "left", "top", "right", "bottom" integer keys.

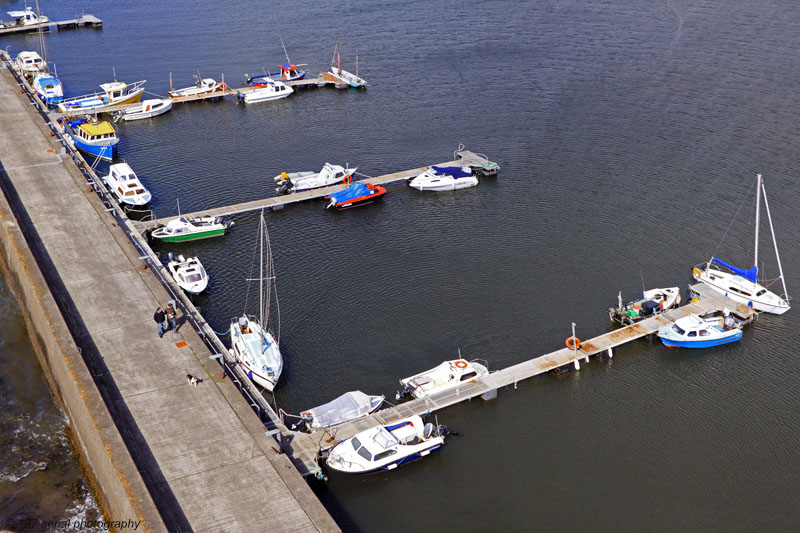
[
  {"left": 154, "top": 306, "right": 167, "bottom": 337},
  {"left": 166, "top": 302, "right": 179, "bottom": 332}
]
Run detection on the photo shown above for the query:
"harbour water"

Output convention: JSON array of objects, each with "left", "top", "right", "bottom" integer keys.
[{"left": 2, "top": 0, "right": 800, "bottom": 530}]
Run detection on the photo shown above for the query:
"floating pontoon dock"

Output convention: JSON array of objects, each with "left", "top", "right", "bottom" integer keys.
[
  {"left": 135, "top": 150, "right": 489, "bottom": 231},
  {"left": 0, "top": 14, "right": 102, "bottom": 35},
  {"left": 282, "top": 282, "right": 755, "bottom": 474}
]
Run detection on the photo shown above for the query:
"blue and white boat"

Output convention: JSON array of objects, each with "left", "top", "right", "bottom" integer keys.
[
  {"left": 408, "top": 165, "right": 478, "bottom": 191},
  {"left": 326, "top": 415, "right": 446, "bottom": 474},
  {"left": 246, "top": 64, "right": 307, "bottom": 86},
  {"left": 62, "top": 117, "right": 118, "bottom": 161},
  {"left": 32, "top": 72, "right": 63, "bottom": 105},
  {"left": 657, "top": 313, "right": 742, "bottom": 348}
]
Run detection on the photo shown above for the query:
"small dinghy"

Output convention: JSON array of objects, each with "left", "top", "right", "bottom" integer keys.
[
  {"left": 608, "top": 287, "right": 680, "bottom": 325},
  {"left": 408, "top": 165, "right": 478, "bottom": 191},
  {"left": 326, "top": 415, "right": 446, "bottom": 474},
  {"left": 274, "top": 163, "right": 357, "bottom": 194},
  {"left": 150, "top": 216, "right": 232, "bottom": 243},
  {"left": 657, "top": 311, "right": 743, "bottom": 348},
  {"left": 167, "top": 254, "right": 209, "bottom": 294},
  {"left": 104, "top": 162, "right": 151, "bottom": 207},
  {"left": 116, "top": 98, "right": 172, "bottom": 121},
  {"left": 397, "top": 359, "right": 489, "bottom": 400},
  {"left": 297, "top": 391, "right": 384, "bottom": 430},
  {"left": 325, "top": 182, "right": 386, "bottom": 209}
]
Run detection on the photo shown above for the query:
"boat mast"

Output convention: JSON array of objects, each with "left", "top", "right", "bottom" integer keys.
[
  {"left": 754, "top": 173, "right": 761, "bottom": 269},
  {"left": 280, "top": 36, "right": 291, "bottom": 64},
  {"left": 337, "top": 41, "right": 342, "bottom": 75},
  {"left": 35, "top": 0, "right": 46, "bottom": 67},
  {"left": 760, "top": 176, "right": 790, "bottom": 301},
  {"left": 259, "top": 211, "right": 264, "bottom": 328}
]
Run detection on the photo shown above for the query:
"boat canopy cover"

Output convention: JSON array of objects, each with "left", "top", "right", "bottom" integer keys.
[
  {"left": 432, "top": 166, "right": 472, "bottom": 178},
  {"left": 328, "top": 182, "right": 370, "bottom": 203},
  {"left": 80, "top": 121, "right": 115, "bottom": 136},
  {"left": 711, "top": 257, "right": 758, "bottom": 283},
  {"left": 280, "top": 64, "right": 297, "bottom": 71},
  {"left": 302, "top": 391, "right": 382, "bottom": 427}
]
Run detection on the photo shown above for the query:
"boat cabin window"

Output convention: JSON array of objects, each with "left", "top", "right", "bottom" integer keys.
[
  {"left": 460, "top": 371, "right": 477, "bottom": 381},
  {"left": 350, "top": 437, "right": 361, "bottom": 452},
  {"left": 186, "top": 273, "right": 202, "bottom": 283},
  {"left": 698, "top": 330, "right": 709, "bottom": 336},
  {"left": 112, "top": 90, "right": 122, "bottom": 98},
  {"left": 687, "top": 331, "right": 697, "bottom": 337},
  {"left": 756, "top": 289, "right": 767, "bottom": 296},
  {"left": 356, "top": 446, "right": 372, "bottom": 461},
  {"left": 374, "top": 449, "right": 397, "bottom": 461}
]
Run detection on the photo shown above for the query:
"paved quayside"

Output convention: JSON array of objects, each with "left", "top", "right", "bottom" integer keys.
[{"left": 0, "top": 56, "right": 338, "bottom": 532}]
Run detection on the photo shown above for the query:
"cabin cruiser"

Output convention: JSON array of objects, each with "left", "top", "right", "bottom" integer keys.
[
  {"left": 150, "top": 216, "right": 232, "bottom": 243},
  {"left": 167, "top": 255, "right": 209, "bottom": 294},
  {"left": 326, "top": 415, "right": 446, "bottom": 474},
  {"left": 32, "top": 72, "right": 63, "bottom": 104},
  {"left": 608, "top": 287, "right": 680, "bottom": 325},
  {"left": 397, "top": 359, "right": 489, "bottom": 400},
  {"left": 657, "top": 311, "right": 743, "bottom": 348},
  {"left": 58, "top": 80, "right": 146, "bottom": 112},
  {"left": 247, "top": 63, "right": 307, "bottom": 85},
  {"left": 61, "top": 117, "right": 118, "bottom": 161},
  {"left": 408, "top": 165, "right": 478, "bottom": 191},
  {"left": 15, "top": 51, "right": 44, "bottom": 76},
  {"left": 239, "top": 78, "right": 292, "bottom": 104},
  {"left": 275, "top": 163, "right": 356, "bottom": 194},
  {"left": 104, "top": 163, "right": 151, "bottom": 206},
  {"left": 4, "top": 7, "right": 49, "bottom": 27}
]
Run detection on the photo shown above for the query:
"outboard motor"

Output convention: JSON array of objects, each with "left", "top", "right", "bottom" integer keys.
[
  {"left": 167, "top": 252, "right": 174, "bottom": 261},
  {"left": 423, "top": 422, "right": 434, "bottom": 439}
]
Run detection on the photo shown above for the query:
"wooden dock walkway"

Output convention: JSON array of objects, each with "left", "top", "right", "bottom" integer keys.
[
  {"left": 0, "top": 14, "right": 102, "bottom": 35},
  {"left": 282, "top": 283, "right": 754, "bottom": 473},
  {"left": 134, "top": 149, "right": 489, "bottom": 231}
]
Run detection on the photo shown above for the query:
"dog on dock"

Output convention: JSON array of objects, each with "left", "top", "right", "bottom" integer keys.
[{"left": 186, "top": 374, "right": 202, "bottom": 387}]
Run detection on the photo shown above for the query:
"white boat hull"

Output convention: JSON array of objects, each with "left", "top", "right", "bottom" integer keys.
[
  {"left": 120, "top": 99, "right": 172, "bottom": 121},
  {"left": 693, "top": 267, "right": 790, "bottom": 315}
]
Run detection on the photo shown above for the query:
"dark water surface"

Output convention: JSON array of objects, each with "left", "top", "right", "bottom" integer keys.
[{"left": 3, "top": 0, "right": 800, "bottom": 530}]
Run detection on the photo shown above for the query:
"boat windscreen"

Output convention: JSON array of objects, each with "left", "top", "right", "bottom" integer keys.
[{"left": 432, "top": 166, "right": 472, "bottom": 178}]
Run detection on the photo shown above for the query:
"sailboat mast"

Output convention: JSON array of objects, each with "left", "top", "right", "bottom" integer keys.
[
  {"left": 35, "top": 0, "right": 46, "bottom": 66},
  {"left": 280, "top": 36, "right": 291, "bottom": 64},
  {"left": 259, "top": 212, "right": 264, "bottom": 327},
  {"left": 337, "top": 41, "right": 342, "bottom": 75},
  {"left": 754, "top": 173, "right": 761, "bottom": 269},
  {"left": 760, "top": 177, "right": 790, "bottom": 301}
]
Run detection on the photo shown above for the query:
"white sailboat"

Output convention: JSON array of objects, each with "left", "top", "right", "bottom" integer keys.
[
  {"left": 693, "top": 174, "right": 790, "bottom": 315},
  {"left": 327, "top": 40, "right": 367, "bottom": 88},
  {"left": 229, "top": 210, "right": 283, "bottom": 391}
]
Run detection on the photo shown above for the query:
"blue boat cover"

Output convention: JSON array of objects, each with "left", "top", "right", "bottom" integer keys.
[
  {"left": 432, "top": 166, "right": 472, "bottom": 178},
  {"left": 712, "top": 257, "right": 758, "bottom": 283},
  {"left": 328, "top": 182, "right": 371, "bottom": 203}
]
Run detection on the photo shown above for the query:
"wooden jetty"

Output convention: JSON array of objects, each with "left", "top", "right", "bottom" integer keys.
[
  {"left": 282, "top": 283, "right": 754, "bottom": 474},
  {"left": 134, "top": 149, "right": 490, "bottom": 231},
  {"left": 0, "top": 14, "right": 102, "bottom": 35}
]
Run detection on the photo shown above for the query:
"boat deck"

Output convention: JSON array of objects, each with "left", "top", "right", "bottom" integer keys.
[
  {"left": 282, "top": 283, "right": 754, "bottom": 473},
  {"left": 134, "top": 150, "right": 489, "bottom": 231},
  {"left": 0, "top": 14, "right": 102, "bottom": 35}
]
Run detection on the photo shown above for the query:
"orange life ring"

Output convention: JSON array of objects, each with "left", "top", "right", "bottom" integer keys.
[
  {"left": 343, "top": 175, "right": 353, "bottom": 185},
  {"left": 220, "top": 82, "right": 228, "bottom": 91},
  {"left": 454, "top": 360, "right": 468, "bottom": 369},
  {"left": 565, "top": 336, "right": 581, "bottom": 350},
  {"left": 692, "top": 267, "right": 702, "bottom": 279}
]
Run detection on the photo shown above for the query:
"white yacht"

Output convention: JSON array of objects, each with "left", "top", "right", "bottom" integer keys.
[
  {"left": 167, "top": 255, "right": 208, "bottom": 294},
  {"left": 397, "top": 359, "right": 489, "bottom": 400},
  {"left": 408, "top": 165, "right": 478, "bottom": 191},
  {"left": 168, "top": 76, "right": 226, "bottom": 98},
  {"left": 239, "top": 78, "right": 293, "bottom": 104},
  {"left": 15, "top": 51, "right": 44, "bottom": 76},
  {"left": 693, "top": 174, "right": 790, "bottom": 315},
  {"left": 116, "top": 98, "right": 172, "bottom": 121}
]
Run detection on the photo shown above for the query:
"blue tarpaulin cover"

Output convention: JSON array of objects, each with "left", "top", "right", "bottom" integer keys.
[
  {"left": 432, "top": 166, "right": 472, "bottom": 178},
  {"left": 712, "top": 257, "right": 758, "bottom": 283},
  {"left": 328, "top": 182, "right": 371, "bottom": 203}
]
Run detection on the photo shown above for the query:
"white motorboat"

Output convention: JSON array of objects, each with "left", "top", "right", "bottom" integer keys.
[
  {"left": 167, "top": 254, "right": 208, "bottom": 294},
  {"left": 15, "top": 51, "right": 44, "bottom": 76},
  {"left": 396, "top": 359, "right": 489, "bottom": 400},
  {"left": 116, "top": 98, "right": 172, "bottom": 121},
  {"left": 239, "top": 78, "right": 293, "bottom": 104},
  {"left": 326, "top": 415, "right": 446, "bottom": 474},
  {"left": 150, "top": 216, "right": 232, "bottom": 242},
  {"left": 230, "top": 211, "right": 283, "bottom": 391},
  {"left": 408, "top": 165, "right": 478, "bottom": 191},
  {"left": 104, "top": 162, "right": 151, "bottom": 207},
  {"left": 327, "top": 41, "right": 367, "bottom": 88},
  {"left": 32, "top": 72, "right": 63, "bottom": 105},
  {"left": 298, "top": 391, "right": 384, "bottom": 430},
  {"left": 657, "top": 312, "right": 743, "bottom": 348},
  {"left": 168, "top": 75, "right": 226, "bottom": 98},
  {"left": 608, "top": 287, "right": 681, "bottom": 325},
  {"left": 274, "top": 163, "right": 357, "bottom": 194},
  {"left": 692, "top": 174, "right": 790, "bottom": 315},
  {"left": 5, "top": 7, "right": 49, "bottom": 27}
]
